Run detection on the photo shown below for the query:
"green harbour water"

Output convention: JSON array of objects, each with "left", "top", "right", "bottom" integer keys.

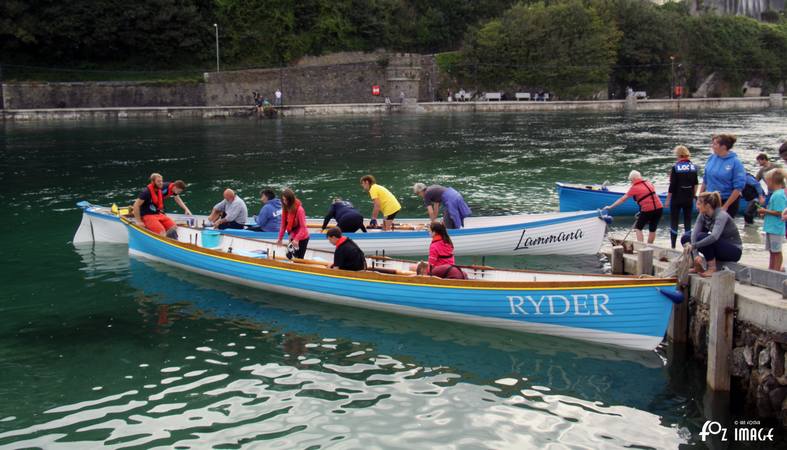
[{"left": 1, "top": 111, "right": 786, "bottom": 449}]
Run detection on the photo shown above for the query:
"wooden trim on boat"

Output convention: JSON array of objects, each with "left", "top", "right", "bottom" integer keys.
[{"left": 126, "top": 220, "right": 676, "bottom": 289}]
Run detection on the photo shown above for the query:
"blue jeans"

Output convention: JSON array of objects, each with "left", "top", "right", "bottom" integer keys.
[{"left": 681, "top": 232, "right": 742, "bottom": 262}]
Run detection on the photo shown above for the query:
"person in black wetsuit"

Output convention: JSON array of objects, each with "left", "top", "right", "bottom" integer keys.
[
  {"left": 326, "top": 227, "right": 366, "bottom": 271},
  {"left": 664, "top": 145, "right": 699, "bottom": 249},
  {"left": 321, "top": 198, "right": 367, "bottom": 233}
]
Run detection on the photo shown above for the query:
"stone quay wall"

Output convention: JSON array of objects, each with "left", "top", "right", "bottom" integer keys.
[
  {"left": 2, "top": 82, "right": 206, "bottom": 109},
  {"left": 687, "top": 284, "right": 787, "bottom": 423}
]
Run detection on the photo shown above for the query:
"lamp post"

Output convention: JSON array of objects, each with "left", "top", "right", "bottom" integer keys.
[
  {"left": 670, "top": 55, "right": 675, "bottom": 99},
  {"left": 213, "top": 23, "right": 220, "bottom": 72}
]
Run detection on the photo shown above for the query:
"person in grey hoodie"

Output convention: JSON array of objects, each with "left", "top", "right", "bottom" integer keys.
[
  {"left": 250, "top": 189, "right": 282, "bottom": 233},
  {"left": 681, "top": 191, "right": 742, "bottom": 277}
]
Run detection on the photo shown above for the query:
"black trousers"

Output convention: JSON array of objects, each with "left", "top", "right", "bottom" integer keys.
[
  {"left": 338, "top": 215, "right": 367, "bottom": 233},
  {"left": 722, "top": 197, "right": 741, "bottom": 219},
  {"left": 292, "top": 238, "right": 309, "bottom": 259},
  {"left": 669, "top": 201, "right": 693, "bottom": 248}
]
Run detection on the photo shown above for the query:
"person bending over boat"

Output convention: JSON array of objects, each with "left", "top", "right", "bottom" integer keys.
[
  {"left": 412, "top": 183, "right": 472, "bottom": 229},
  {"left": 322, "top": 198, "right": 367, "bottom": 233},
  {"left": 604, "top": 170, "right": 663, "bottom": 244},
  {"left": 208, "top": 189, "right": 248, "bottom": 230},
  {"left": 664, "top": 145, "right": 698, "bottom": 249},
  {"left": 360, "top": 175, "right": 401, "bottom": 231},
  {"left": 326, "top": 227, "right": 366, "bottom": 271},
  {"left": 682, "top": 192, "right": 742, "bottom": 277},
  {"left": 133, "top": 173, "right": 189, "bottom": 238},
  {"left": 417, "top": 222, "right": 467, "bottom": 279},
  {"left": 277, "top": 188, "right": 310, "bottom": 259},
  {"left": 699, "top": 134, "right": 745, "bottom": 218},
  {"left": 249, "top": 189, "right": 281, "bottom": 232}
]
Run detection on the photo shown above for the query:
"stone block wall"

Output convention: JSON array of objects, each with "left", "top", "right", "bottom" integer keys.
[
  {"left": 687, "top": 285, "right": 787, "bottom": 425},
  {"left": 2, "top": 82, "right": 206, "bottom": 109},
  {"left": 203, "top": 61, "right": 388, "bottom": 106}
]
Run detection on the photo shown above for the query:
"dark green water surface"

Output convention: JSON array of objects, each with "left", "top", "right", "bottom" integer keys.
[{"left": 1, "top": 111, "right": 786, "bottom": 449}]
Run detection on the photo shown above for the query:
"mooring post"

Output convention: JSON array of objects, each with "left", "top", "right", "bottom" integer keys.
[
  {"left": 667, "top": 283, "right": 689, "bottom": 343},
  {"left": 707, "top": 270, "right": 735, "bottom": 391},
  {"left": 636, "top": 248, "right": 653, "bottom": 276},
  {"left": 611, "top": 246, "right": 624, "bottom": 275}
]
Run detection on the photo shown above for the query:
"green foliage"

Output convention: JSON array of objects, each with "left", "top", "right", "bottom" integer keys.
[
  {"left": 460, "top": 0, "right": 619, "bottom": 98},
  {"left": 594, "top": 0, "right": 681, "bottom": 97},
  {"left": 0, "top": 0, "right": 520, "bottom": 71}
]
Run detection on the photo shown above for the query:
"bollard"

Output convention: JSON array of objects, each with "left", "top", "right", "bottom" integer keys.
[
  {"left": 707, "top": 270, "right": 735, "bottom": 391},
  {"left": 770, "top": 93, "right": 784, "bottom": 109},
  {"left": 636, "top": 248, "right": 653, "bottom": 276},
  {"left": 611, "top": 246, "right": 624, "bottom": 275}
]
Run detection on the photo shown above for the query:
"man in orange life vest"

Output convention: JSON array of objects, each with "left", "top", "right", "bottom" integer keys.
[{"left": 133, "top": 173, "right": 190, "bottom": 237}]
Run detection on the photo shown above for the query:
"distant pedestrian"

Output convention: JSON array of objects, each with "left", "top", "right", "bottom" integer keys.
[
  {"left": 604, "top": 170, "right": 663, "bottom": 244},
  {"left": 758, "top": 169, "right": 786, "bottom": 271},
  {"left": 275, "top": 89, "right": 282, "bottom": 106},
  {"left": 400, "top": 91, "right": 405, "bottom": 103},
  {"left": 665, "top": 145, "right": 698, "bottom": 248},
  {"left": 699, "top": 134, "right": 745, "bottom": 218}
]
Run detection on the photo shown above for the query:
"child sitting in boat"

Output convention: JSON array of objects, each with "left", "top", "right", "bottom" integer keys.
[
  {"left": 326, "top": 227, "right": 366, "bottom": 271},
  {"left": 415, "top": 222, "right": 468, "bottom": 280}
]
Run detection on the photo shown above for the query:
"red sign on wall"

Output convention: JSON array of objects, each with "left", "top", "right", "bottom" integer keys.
[{"left": 372, "top": 85, "right": 381, "bottom": 96}]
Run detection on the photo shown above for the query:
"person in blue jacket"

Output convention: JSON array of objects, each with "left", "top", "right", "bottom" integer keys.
[
  {"left": 322, "top": 198, "right": 367, "bottom": 233},
  {"left": 742, "top": 172, "right": 766, "bottom": 224},
  {"left": 699, "top": 134, "right": 746, "bottom": 218},
  {"left": 249, "top": 189, "right": 281, "bottom": 232}
]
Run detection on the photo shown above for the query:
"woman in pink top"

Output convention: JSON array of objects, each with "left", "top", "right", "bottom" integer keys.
[
  {"left": 276, "top": 188, "right": 310, "bottom": 259},
  {"left": 428, "top": 222, "right": 456, "bottom": 267},
  {"left": 604, "top": 170, "right": 664, "bottom": 243}
]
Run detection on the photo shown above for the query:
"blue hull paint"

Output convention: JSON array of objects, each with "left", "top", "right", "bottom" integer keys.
[
  {"left": 126, "top": 224, "right": 675, "bottom": 350},
  {"left": 556, "top": 183, "right": 747, "bottom": 217}
]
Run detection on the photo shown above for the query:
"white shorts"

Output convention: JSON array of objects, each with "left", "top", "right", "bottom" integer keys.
[{"left": 765, "top": 233, "right": 783, "bottom": 253}]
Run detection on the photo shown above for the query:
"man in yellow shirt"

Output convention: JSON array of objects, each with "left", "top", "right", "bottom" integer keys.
[{"left": 360, "top": 175, "right": 401, "bottom": 231}]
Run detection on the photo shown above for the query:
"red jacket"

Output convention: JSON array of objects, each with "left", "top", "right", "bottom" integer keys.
[
  {"left": 278, "top": 201, "right": 310, "bottom": 241},
  {"left": 429, "top": 235, "right": 455, "bottom": 267}
]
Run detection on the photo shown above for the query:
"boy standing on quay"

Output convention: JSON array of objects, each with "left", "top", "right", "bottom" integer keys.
[{"left": 758, "top": 169, "right": 787, "bottom": 271}]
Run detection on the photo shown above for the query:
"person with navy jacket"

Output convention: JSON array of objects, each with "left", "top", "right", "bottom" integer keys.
[
  {"left": 321, "top": 198, "right": 367, "bottom": 233},
  {"left": 665, "top": 145, "right": 698, "bottom": 248},
  {"left": 699, "top": 134, "right": 746, "bottom": 218}
]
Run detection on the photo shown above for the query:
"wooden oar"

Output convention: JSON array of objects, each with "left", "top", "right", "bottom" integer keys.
[{"left": 306, "top": 223, "right": 424, "bottom": 231}]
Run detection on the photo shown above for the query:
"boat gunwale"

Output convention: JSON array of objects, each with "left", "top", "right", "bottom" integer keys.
[{"left": 126, "top": 219, "right": 677, "bottom": 290}]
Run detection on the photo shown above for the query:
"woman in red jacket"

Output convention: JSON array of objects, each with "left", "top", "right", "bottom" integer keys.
[
  {"left": 276, "top": 188, "right": 310, "bottom": 259},
  {"left": 420, "top": 222, "right": 467, "bottom": 279}
]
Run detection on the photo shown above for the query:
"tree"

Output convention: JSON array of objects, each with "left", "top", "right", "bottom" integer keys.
[{"left": 461, "top": 0, "right": 620, "bottom": 98}]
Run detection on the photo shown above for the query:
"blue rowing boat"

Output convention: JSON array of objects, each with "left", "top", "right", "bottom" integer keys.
[
  {"left": 123, "top": 219, "right": 678, "bottom": 351},
  {"left": 556, "top": 182, "right": 747, "bottom": 216}
]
